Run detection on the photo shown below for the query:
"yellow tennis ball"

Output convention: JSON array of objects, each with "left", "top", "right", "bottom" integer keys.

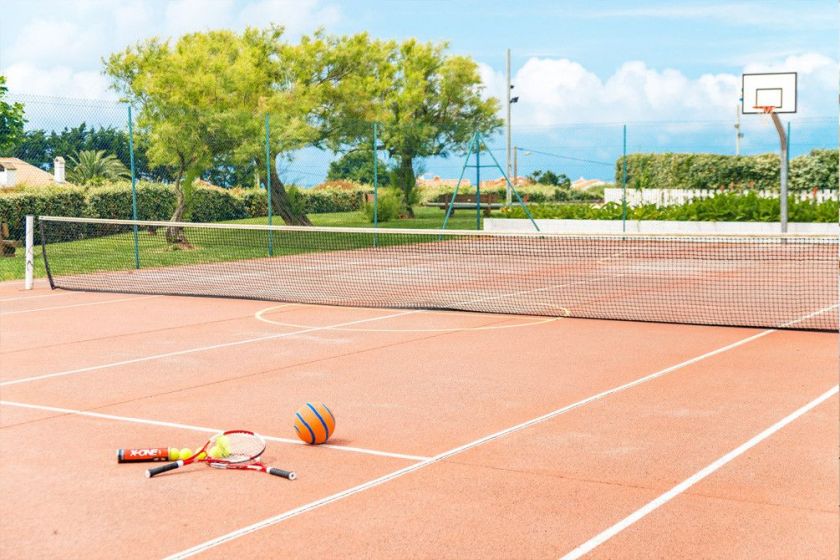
[
  {"left": 208, "top": 445, "right": 221, "bottom": 459},
  {"left": 168, "top": 447, "right": 180, "bottom": 461},
  {"left": 195, "top": 451, "right": 207, "bottom": 461},
  {"left": 216, "top": 435, "right": 231, "bottom": 454},
  {"left": 179, "top": 448, "right": 193, "bottom": 460}
]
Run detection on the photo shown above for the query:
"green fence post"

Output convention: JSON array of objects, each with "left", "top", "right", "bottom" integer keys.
[
  {"left": 127, "top": 105, "right": 140, "bottom": 269},
  {"left": 475, "top": 136, "right": 481, "bottom": 230},
  {"left": 621, "top": 124, "right": 628, "bottom": 233},
  {"left": 373, "top": 122, "right": 379, "bottom": 241},
  {"left": 265, "top": 113, "right": 273, "bottom": 256}
]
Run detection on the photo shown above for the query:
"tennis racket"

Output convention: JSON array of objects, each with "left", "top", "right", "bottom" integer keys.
[{"left": 145, "top": 430, "right": 295, "bottom": 480}]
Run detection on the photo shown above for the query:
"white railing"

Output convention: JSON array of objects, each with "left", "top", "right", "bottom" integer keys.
[{"left": 603, "top": 188, "right": 839, "bottom": 207}]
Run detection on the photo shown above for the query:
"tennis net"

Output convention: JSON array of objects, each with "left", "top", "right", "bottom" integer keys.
[{"left": 38, "top": 216, "right": 838, "bottom": 331}]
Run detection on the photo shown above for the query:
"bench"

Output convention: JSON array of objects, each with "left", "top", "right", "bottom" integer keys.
[{"left": 423, "top": 193, "right": 513, "bottom": 216}]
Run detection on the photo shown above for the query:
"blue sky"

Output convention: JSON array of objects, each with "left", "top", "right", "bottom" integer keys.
[{"left": 2, "top": 0, "right": 837, "bottom": 183}]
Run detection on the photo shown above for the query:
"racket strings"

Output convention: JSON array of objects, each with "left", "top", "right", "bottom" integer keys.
[{"left": 214, "top": 432, "right": 265, "bottom": 463}]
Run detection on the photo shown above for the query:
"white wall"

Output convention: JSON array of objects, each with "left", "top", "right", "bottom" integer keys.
[
  {"left": 603, "top": 188, "right": 838, "bottom": 207},
  {"left": 484, "top": 218, "right": 838, "bottom": 235}
]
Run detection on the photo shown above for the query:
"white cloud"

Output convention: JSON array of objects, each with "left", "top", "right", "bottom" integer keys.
[
  {"left": 483, "top": 53, "right": 836, "bottom": 128},
  {"left": 2, "top": 0, "right": 342, "bottom": 100}
]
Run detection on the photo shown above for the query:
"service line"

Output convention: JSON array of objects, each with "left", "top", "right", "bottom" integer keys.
[
  {"left": 0, "top": 400, "right": 428, "bottom": 462},
  {"left": 162, "top": 326, "right": 783, "bottom": 559}
]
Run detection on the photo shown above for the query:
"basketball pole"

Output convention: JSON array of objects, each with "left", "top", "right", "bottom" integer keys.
[{"left": 764, "top": 109, "right": 789, "bottom": 233}]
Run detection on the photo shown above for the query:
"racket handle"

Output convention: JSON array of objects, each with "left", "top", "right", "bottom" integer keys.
[
  {"left": 268, "top": 467, "right": 296, "bottom": 480},
  {"left": 146, "top": 460, "right": 184, "bottom": 478}
]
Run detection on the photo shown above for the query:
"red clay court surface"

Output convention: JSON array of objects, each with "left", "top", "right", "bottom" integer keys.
[{"left": 1, "top": 279, "right": 837, "bottom": 559}]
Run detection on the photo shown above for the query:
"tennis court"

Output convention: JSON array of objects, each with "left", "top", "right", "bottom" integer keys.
[{"left": 1, "top": 219, "right": 837, "bottom": 559}]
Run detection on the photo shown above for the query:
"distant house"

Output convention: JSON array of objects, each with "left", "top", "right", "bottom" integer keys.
[
  {"left": 571, "top": 177, "right": 606, "bottom": 191},
  {"left": 0, "top": 157, "right": 72, "bottom": 189},
  {"left": 416, "top": 175, "right": 471, "bottom": 188}
]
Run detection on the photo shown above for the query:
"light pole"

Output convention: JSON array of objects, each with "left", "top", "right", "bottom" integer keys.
[{"left": 505, "top": 48, "right": 519, "bottom": 206}]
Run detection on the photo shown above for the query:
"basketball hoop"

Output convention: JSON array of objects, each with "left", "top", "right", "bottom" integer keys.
[{"left": 753, "top": 106, "right": 777, "bottom": 114}]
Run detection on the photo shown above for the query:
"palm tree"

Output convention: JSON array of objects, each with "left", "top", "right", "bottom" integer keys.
[{"left": 66, "top": 150, "right": 130, "bottom": 185}]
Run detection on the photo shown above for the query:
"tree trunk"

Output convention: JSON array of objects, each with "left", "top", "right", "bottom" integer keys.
[
  {"left": 165, "top": 167, "right": 188, "bottom": 245},
  {"left": 269, "top": 161, "right": 312, "bottom": 226},
  {"left": 396, "top": 155, "right": 416, "bottom": 218}
]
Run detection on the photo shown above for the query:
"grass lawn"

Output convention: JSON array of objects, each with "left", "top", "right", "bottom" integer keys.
[{"left": 0, "top": 207, "right": 488, "bottom": 281}]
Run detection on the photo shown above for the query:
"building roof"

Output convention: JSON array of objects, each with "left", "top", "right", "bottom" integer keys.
[{"left": 0, "top": 157, "right": 73, "bottom": 188}]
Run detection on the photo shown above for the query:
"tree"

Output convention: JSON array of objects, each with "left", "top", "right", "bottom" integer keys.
[
  {"left": 327, "top": 149, "right": 390, "bottom": 186},
  {"left": 105, "top": 27, "right": 387, "bottom": 229},
  {"left": 66, "top": 150, "right": 131, "bottom": 185},
  {"left": 371, "top": 40, "right": 502, "bottom": 217},
  {"left": 527, "top": 169, "right": 571, "bottom": 187},
  {"left": 0, "top": 76, "right": 26, "bottom": 156}
]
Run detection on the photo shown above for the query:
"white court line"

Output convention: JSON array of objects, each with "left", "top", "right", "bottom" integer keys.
[
  {"left": 0, "top": 400, "right": 429, "bottom": 462},
  {"left": 163, "top": 326, "right": 782, "bottom": 559},
  {"left": 0, "top": 309, "right": 419, "bottom": 387},
  {"left": 560, "top": 384, "right": 839, "bottom": 560},
  {"left": 0, "top": 292, "right": 68, "bottom": 302},
  {"left": 0, "top": 295, "right": 159, "bottom": 316}
]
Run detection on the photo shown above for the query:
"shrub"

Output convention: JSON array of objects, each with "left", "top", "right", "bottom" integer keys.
[
  {"left": 617, "top": 150, "right": 838, "bottom": 191},
  {"left": 0, "top": 187, "right": 87, "bottom": 239},
  {"left": 237, "top": 188, "right": 268, "bottom": 217},
  {"left": 363, "top": 189, "right": 402, "bottom": 222},
  {"left": 189, "top": 186, "right": 247, "bottom": 222},
  {"left": 301, "top": 189, "right": 366, "bottom": 213},
  {"left": 85, "top": 182, "right": 175, "bottom": 220}
]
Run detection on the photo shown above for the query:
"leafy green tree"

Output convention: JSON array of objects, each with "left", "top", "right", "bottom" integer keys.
[
  {"left": 327, "top": 149, "right": 390, "bottom": 186},
  {"left": 371, "top": 40, "right": 502, "bottom": 216},
  {"left": 0, "top": 76, "right": 26, "bottom": 156},
  {"left": 66, "top": 149, "right": 131, "bottom": 185},
  {"left": 527, "top": 169, "right": 571, "bottom": 187}
]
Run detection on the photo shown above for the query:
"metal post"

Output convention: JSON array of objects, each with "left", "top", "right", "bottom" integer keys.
[
  {"left": 373, "top": 123, "right": 379, "bottom": 230},
  {"left": 24, "top": 215, "right": 34, "bottom": 290},
  {"left": 735, "top": 103, "right": 742, "bottom": 156},
  {"left": 127, "top": 105, "right": 140, "bottom": 269},
  {"left": 265, "top": 113, "right": 273, "bottom": 255},
  {"left": 505, "top": 48, "right": 512, "bottom": 207},
  {"left": 513, "top": 147, "right": 518, "bottom": 188},
  {"left": 764, "top": 112, "right": 788, "bottom": 233},
  {"left": 441, "top": 133, "right": 476, "bottom": 233},
  {"left": 475, "top": 136, "right": 481, "bottom": 230},
  {"left": 621, "top": 124, "right": 628, "bottom": 232}
]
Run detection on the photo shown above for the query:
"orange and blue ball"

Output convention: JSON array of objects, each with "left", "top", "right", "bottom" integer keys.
[{"left": 294, "top": 402, "right": 335, "bottom": 445}]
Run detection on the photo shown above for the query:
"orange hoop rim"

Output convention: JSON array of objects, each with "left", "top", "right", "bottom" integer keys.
[{"left": 753, "top": 105, "right": 777, "bottom": 114}]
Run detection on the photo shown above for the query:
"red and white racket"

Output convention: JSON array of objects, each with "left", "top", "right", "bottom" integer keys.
[{"left": 145, "top": 430, "right": 295, "bottom": 480}]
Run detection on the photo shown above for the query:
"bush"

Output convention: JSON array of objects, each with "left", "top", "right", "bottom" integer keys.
[
  {"left": 617, "top": 150, "right": 838, "bottom": 191},
  {"left": 0, "top": 187, "right": 87, "bottom": 239},
  {"left": 85, "top": 182, "right": 175, "bottom": 220},
  {"left": 237, "top": 188, "right": 268, "bottom": 217},
  {"left": 499, "top": 192, "right": 838, "bottom": 223},
  {"left": 189, "top": 186, "right": 247, "bottom": 222},
  {"left": 302, "top": 189, "right": 366, "bottom": 213},
  {"left": 364, "top": 189, "right": 402, "bottom": 222}
]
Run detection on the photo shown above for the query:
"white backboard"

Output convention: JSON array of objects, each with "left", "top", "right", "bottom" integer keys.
[{"left": 741, "top": 72, "right": 797, "bottom": 114}]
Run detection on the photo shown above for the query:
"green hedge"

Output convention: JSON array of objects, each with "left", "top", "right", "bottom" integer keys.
[
  {"left": 499, "top": 192, "right": 838, "bottom": 222},
  {"left": 0, "top": 188, "right": 87, "bottom": 239},
  {"left": 0, "top": 182, "right": 369, "bottom": 240},
  {"left": 617, "top": 149, "right": 838, "bottom": 190},
  {"left": 430, "top": 185, "right": 601, "bottom": 204}
]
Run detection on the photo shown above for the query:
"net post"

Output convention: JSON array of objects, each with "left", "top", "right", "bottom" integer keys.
[
  {"left": 264, "top": 113, "right": 273, "bottom": 256},
  {"left": 621, "top": 124, "right": 628, "bottom": 233},
  {"left": 477, "top": 135, "right": 539, "bottom": 231},
  {"left": 24, "top": 215, "right": 34, "bottom": 290},
  {"left": 128, "top": 105, "right": 140, "bottom": 269}
]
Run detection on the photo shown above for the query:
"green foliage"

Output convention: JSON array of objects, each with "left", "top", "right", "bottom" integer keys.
[
  {"left": 238, "top": 188, "right": 268, "bottom": 217},
  {"left": 327, "top": 149, "right": 390, "bottom": 186},
  {"left": 364, "top": 189, "right": 402, "bottom": 222},
  {"left": 528, "top": 170, "right": 571, "bottom": 187},
  {"left": 66, "top": 150, "right": 131, "bottom": 185},
  {"left": 0, "top": 187, "right": 87, "bottom": 239},
  {"left": 790, "top": 149, "right": 838, "bottom": 190},
  {"left": 0, "top": 76, "right": 26, "bottom": 156},
  {"left": 499, "top": 192, "right": 838, "bottom": 223},
  {"left": 189, "top": 187, "right": 248, "bottom": 222},
  {"left": 617, "top": 151, "right": 838, "bottom": 191},
  {"left": 85, "top": 182, "right": 175, "bottom": 220}
]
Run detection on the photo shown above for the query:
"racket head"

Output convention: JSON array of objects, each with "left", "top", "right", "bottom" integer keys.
[{"left": 203, "top": 430, "right": 266, "bottom": 466}]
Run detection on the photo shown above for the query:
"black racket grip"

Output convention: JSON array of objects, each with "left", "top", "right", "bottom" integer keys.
[
  {"left": 146, "top": 460, "right": 183, "bottom": 478},
  {"left": 268, "top": 467, "right": 296, "bottom": 480}
]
